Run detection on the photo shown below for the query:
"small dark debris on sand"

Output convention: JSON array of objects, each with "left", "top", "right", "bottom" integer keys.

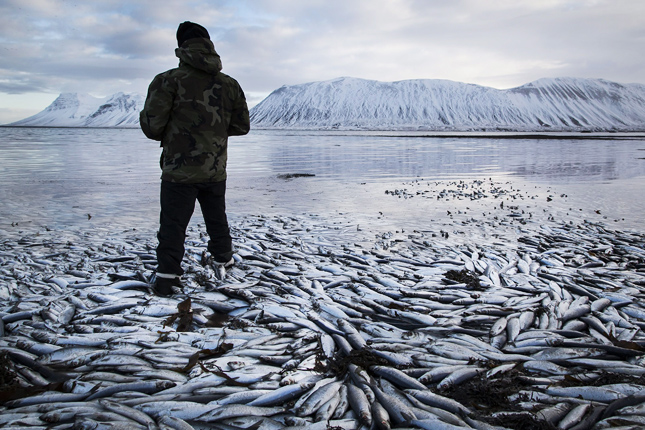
[{"left": 277, "top": 173, "right": 316, "bottom": 179}]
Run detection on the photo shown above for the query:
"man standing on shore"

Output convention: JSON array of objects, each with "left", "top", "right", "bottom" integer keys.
[{"left": 140, "top": 21, "right": 250, "bottom": 296}]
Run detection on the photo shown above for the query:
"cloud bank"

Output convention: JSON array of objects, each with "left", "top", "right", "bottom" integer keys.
[{"left": 1, "top": 0, "right": 643, "bottom": 123}]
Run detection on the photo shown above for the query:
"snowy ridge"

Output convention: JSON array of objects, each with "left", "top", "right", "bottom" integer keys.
[
  {"left": 10, "top": 92, "right": 144, "bottom": 127},
  {"left": 250, "top": 77, "right": 645, "bottom": 131},
  {"left": 7, "top": 77, "right": 645, "bottom": 130}
]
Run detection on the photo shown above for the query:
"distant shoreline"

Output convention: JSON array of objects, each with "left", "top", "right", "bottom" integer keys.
[
  {"left": 0, "top": 125, "right": 140, "bottom": 130},
  {"left": 1, "top": 124, "right": 645, "bottom": 140},
  {"left": 358, "top": 132, "right": 645, "bottom": 140}
]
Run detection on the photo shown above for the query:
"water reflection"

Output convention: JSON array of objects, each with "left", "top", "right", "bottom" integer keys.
[
  {"left": 0, "top": 127, "right": 643, "bottom": 231},
  {"left": 248, "top": 132, "right": 645, "bottom": 183}
]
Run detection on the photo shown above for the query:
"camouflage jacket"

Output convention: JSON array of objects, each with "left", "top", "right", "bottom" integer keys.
[{"left": 140, "top": 38, "right": 250, "bottom": 183}]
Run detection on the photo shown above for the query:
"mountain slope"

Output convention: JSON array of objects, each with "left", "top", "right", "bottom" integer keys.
[
  {"left": 249, "top": 77, "right": 645, "bottom": 131},
  {"left": 8, "top": 77, "right": 645, "bottom": 130},
  {"left": 10, "top": 92, "right": 144, "bottom": 127}
]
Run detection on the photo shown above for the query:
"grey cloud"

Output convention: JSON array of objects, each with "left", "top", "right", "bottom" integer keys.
[{"left": 0, "top": 0, "right": 644, "bottom": 105}]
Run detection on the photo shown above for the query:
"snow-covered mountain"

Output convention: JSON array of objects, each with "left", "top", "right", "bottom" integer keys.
[
  {"left": 10, "top": 92, "right": 144, "bottom": 127},
  {"left": 250, "top": 77, "right": 645, "bottom": 131},
  {"left": 8, "top": 77, "right": 645, "bottom": 130}
]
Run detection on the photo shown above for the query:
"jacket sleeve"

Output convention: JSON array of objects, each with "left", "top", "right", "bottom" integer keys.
[
  {"left": 139, "top": 73, "right": 175, "bottom": 141},
  {"left": 227, "top": 81, "right": 250, "bottom": 136}
]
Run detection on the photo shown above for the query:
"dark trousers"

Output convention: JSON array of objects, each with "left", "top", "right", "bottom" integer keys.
[{"left": 157, "top": 180, "right": 233, "bottom": 276}]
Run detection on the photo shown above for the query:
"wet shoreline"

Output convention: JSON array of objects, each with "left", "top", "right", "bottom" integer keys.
[{"left": 1, "top": 128, "right": 645, "bottom": 428}]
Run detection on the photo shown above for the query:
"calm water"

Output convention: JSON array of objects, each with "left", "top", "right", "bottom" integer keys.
[{"left": 0, "top": 127, "right": 644, "bottom": 234}]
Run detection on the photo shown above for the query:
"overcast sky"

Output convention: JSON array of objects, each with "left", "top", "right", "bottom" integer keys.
[{"left": 1, "top": 0, "right": 643, "bottom": 124}]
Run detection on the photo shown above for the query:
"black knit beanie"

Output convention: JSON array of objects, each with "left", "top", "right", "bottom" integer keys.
[{"left": 176, "top": 21, "right": 210, "bottom": 47}]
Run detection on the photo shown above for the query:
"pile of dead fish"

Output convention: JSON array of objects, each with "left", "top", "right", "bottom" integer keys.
[{"left": 1, "top": 215, "right": 645, "bottom": 430}]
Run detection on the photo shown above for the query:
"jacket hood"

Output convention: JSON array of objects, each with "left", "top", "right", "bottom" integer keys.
[{"left": 175, "top": 38, "right": 222, "bottom": 74}]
